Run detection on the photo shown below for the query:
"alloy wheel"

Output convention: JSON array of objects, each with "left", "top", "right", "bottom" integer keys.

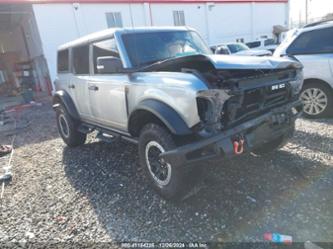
[
  {"left": 58, "top": 114, "right": 70, "bottom": 138},
  {"left": 145, "top": 141, "right": 172, "bottom": 186},
  {"left": 300, "top": 88, "right": 328, "bottom": 116}
]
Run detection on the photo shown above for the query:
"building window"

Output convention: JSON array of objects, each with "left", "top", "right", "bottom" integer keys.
[
  {"left": 72, "top": 45, "right": 90, "bottom": 74},
  {"left": 173, "top": 11, "right": 185, "bottom": 26},
  {"left": 106, "top": 12, "right": 123, "bottom": 28},
  {"left": 236, "top": 38, "right": 244, "bottom": 43},
  {"left": 57, "top": 49, "right": 69, "bottom": 73}
]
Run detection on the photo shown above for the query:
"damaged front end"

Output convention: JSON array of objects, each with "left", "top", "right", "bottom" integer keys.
[
  {"left": 195, "top": 66, "right": 304, "bottom": 136},
  {"left": 159, "top": 55, "right": 304, "bottom": 166}
]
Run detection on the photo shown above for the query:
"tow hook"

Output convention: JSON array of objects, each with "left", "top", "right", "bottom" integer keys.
[{"left": 233, "top": 137, "right": 245, "bottom": 155}]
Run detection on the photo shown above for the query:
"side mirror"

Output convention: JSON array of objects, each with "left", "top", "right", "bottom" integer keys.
[{"left": 97, "top": 56, "right": 123, "bottom": 74}]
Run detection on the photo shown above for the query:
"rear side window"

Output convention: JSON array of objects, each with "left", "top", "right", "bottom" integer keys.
[
  {"left": 264, "top": 39, "right": 275, "bottom": 46},
  {"left": 287, "top": 27, "right": 333, "bottom": 55},
  {"left": 246, "top": 41, "right": 260, "bottom": 48},
  {"left": 72, "top": 45, "right": 90, "bottom": 74},
  {"left": 57, "top": 49, "right": 69, "bottom": 72}
]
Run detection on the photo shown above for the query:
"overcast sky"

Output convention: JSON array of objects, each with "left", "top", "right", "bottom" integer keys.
[{"left": 289, "top": 0, "right": 333, "bottom": 25}]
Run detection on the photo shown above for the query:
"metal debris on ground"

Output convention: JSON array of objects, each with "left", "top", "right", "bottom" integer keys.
[{"left": 0, "top": 135, "right": 16, "bottom": 199}]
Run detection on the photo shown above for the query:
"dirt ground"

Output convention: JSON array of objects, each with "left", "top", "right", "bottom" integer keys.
[{"left": 0, "top": 99, "right": 332, "bottom": 244}]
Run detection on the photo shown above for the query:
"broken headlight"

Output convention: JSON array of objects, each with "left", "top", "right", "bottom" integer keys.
[
  {"left": 196, "top": 89, "right": 232, "bottom": 133},
  {"left": 196, "top": 97, "right": 212, "bottom": 123},
  {"left": 290, "top": 69, "right": 304, "bottom": 95}
]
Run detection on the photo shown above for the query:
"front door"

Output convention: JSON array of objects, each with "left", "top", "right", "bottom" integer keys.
[
  {"left": 88, "top": 75, "right": 129, "bottom": 130},
  {"left": 88, "top": 37, "right": 128, "bottom": 131}
]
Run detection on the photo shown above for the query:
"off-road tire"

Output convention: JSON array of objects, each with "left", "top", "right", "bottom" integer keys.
[
  {"left": 300, "top": 81, "right": 333, "bottom": 119},
  {"left": 139, "top": 123, "right": 188, "bottom": 200},
  {"left": 55, "top": 105, "right": 86, "bottom": 147}
]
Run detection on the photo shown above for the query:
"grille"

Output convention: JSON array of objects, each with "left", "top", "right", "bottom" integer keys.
[{"left": 222, "top": 82, "right": 292, "bottom": 127}]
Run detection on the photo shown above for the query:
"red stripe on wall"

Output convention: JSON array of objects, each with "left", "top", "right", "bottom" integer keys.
[{"left": 0, "top": 0, "right": 288, "bottom": 4}]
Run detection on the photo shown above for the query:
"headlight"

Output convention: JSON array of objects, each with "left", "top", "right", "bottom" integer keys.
[
  {"left": 196, "top": 89, "right": 232, "bottom": 133},
  {"left": 196, "top": 97, "right": 213, "bottom": 123},
  {"left": 290, "top": 69, "right": 304, "bottom": 95}
]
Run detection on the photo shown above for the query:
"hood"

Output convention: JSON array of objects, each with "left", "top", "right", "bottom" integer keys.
[
  {"left": 207, "top": 54, "right": 302, "bottom": 70},
  {"left": 133, "top": 53, "right": 302, "bottom": 73},
  {"left": 234, "top": 49, "right": 271, "bottom": 56}
]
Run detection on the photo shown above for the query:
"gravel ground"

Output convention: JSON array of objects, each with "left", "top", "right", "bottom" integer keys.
[{"left": 0, "top": 99, "right": 332, "bottom": 244}]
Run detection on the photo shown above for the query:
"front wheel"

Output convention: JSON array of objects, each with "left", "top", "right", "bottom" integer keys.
[
  {"left": 139, "top": 123, "right": 188, "bottom": 200},
  {"left": 253, "top": 123, "right": 295, "bottom": 155},
  {"left": 252, "top": 136, "right": 287, "bottom": 155}
]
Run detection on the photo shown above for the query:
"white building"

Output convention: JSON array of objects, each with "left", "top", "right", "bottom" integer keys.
[{"left": 0, "top": 0, "right": 289, "bottom": 93}]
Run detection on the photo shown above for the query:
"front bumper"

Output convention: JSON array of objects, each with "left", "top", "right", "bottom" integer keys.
[{"left": 160, "top": 100, "right": 303, "bottom": 166}]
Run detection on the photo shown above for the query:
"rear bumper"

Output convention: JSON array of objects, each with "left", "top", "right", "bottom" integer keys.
[{"left": 160, "top": 100, "right": 303, "bottom": 166}]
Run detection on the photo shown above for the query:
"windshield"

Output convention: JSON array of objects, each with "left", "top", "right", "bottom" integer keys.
[
  {"left": 227, "top": 43, "right": 249, "bottom": 53},
  {"left": 122, "top": 31, "right": 212, "bottom": 67}
]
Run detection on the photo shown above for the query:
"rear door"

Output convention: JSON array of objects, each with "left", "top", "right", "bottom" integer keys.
[
  {"left": 56, "top": 49, "right": 74, "bottom": 97},
  {"left": 71, "top": 45, "right": 92, "bottom": 120},
  {"left": 87, "top": 37, "right": 128, "bottom": 131}
]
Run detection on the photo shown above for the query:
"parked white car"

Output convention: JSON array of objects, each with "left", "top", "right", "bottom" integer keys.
[
  {"left": 214, "top": 43, "right": 272, "bottom": 56},
  {"left": 274, "top": 21, "right": 333, "bottom": 118}
]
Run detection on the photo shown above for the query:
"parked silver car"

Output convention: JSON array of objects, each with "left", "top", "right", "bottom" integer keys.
[
  {"left": 54, "top": 27, "right": 303, "bottom": 199},
  {"left": 213, "top": 43, "right": 272, "bottom": 56},
  {"left": 274, "top": 20, "right": 333, "bottom": 118}
]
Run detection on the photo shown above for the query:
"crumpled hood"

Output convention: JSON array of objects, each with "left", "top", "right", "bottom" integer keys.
[
  {"left": 207, "top": 54, "right": 302, "bottom": 70},
  {"left": 234, "top": 49, "right": 271, "bottom": 56}
]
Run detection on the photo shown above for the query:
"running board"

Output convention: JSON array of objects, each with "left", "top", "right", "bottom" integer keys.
[
  {"left": 78, "top": 124, "right": 92, "bottom": 134},
  {"left": 77, "top": 123, "right": 138, "bottom": 144},
  {"left": 96, "top": 131, "right": 120, "bottom": 143}
]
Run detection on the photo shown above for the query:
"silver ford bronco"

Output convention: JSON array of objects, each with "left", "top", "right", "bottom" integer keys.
[{"left": 53, "top": 27, "right": 303, "bottom": 199}]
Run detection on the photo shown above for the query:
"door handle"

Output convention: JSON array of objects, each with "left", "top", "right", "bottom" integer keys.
[
  {"left": 68, "top": 84, "right": 75, "bottom": 89},
  {"left": 88, "top": 85, "right": 99, "bottom": 91}
]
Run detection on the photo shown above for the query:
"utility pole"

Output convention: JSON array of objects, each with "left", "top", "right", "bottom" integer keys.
[{"left": 305, "top": 0, "right": 308, "bottom": 24}]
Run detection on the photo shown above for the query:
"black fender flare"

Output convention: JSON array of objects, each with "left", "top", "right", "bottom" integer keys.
[
  {"left": 128, "top": 99, "right": 192, "bottom": 136},
  {"left": 52, "top": 90, "right": 80, "bottom": 120}
]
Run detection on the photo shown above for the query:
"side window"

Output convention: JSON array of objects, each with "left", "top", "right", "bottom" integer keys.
[
  {"left": 106, "top": 12, "right": 123, "bottom": 28},
  {"left": 57, "top": 49, "right": 69, "bottom": 73},
  {"left": 246, "top": 41, "right": 260, "bottom": 48},
  {"left": 173, "top": 11, "right": 185, "bottom": 26},
  {"left": 287, "top": 27, "right": 333, "bottom": 55},
  {"left": 215, "top": 46, "right": 230, "bottom": 55},
  {"left": 264, "top": 39, "right": 275, "bottom": 46},
  {"left": 92, "top": 38, "right": 120, "bottom": 74},
  {"left": 72, "top": 45, "right": 89, "bottom": 74}
]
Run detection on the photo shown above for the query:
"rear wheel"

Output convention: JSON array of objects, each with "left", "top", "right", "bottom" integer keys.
[
  {"left": 300, "top": 82, "right": 333, "bottom": 118},
  {"left": 56, "top": 105, "right": 86, "bottom": 147},
  {"left": 139, "top": 123, "right": 188, "bottom": 200}
]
